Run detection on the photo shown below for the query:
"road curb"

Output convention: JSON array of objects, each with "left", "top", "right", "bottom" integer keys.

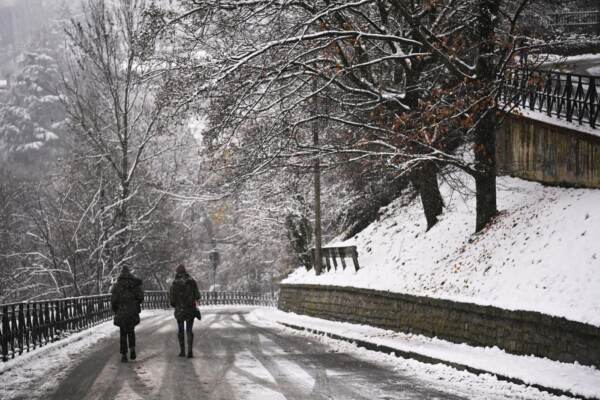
[{"left": 279, "top": 322, "right": 597, "bottom": 400}]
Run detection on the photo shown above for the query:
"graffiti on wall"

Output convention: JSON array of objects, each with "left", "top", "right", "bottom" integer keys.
[{"left": 496, "top": 114, "right": 600, "bottom": 188}]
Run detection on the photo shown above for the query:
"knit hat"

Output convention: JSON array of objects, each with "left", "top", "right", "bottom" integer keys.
[{"left": 176, "top": 264, "right": 186, "bottom": 274}]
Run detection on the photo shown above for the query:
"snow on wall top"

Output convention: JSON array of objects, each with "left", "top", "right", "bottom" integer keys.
[{"left": 283, "top": 173, "right": 600, "bottom": 327}]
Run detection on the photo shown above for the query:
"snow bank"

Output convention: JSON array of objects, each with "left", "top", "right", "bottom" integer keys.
[
  {"left": 539, "top": 53, "right": 600, "bottom": 76},
  {"left": 283, "top": 173, "right": 600, "bottom": 326},
  {"left": 515, "top": 108, "right": 600, "bottom": 139},
  {"left": 250, "top": 308, "right": 600, "bottom": 399},
  {"left": 0, "top": 310, "right": 164, "bottom": 400}
]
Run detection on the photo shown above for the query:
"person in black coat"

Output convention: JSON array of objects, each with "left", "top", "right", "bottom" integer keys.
[
  {"left": 169, "top": 264, "right": 200, "bottom": 358},
  {"left": 111, "top": 265, "right": 144, "bottom": 362}
]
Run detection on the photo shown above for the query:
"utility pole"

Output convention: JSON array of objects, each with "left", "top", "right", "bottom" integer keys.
[
  {"left": 312, "top": 78, "right": 323, "bottom": 275},
  {"left": 209, "top": 249, "right": 219, "bottom": 289}
]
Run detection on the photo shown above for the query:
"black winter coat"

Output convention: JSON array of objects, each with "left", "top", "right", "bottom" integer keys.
[
  {"left": 169, "top": 272, "right": 200, "bottom": 321},
  {"left": 111, "top": 270, "right": 144, "bottom": 329}
]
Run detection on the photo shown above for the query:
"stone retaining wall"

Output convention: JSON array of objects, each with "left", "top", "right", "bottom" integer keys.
[
  {"left": 496, "top": 113, "right": 600, "bottom": 188},
  {"left": 279, "top": 283, "right": 600, "bottom": 368}
]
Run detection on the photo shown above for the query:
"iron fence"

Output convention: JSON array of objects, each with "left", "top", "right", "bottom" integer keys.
[
  {"left": 142, "top": 290, "right": 278, "bottom": 308},
  {"left": 498, "top": 67, "right": 600, "bottom": 129},
  {"left": 1, "top": 290, "right": 277, "bottom": 362}
]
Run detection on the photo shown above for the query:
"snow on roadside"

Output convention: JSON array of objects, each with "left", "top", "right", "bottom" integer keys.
[
  {"left": 539, "top": 53, "right": 600, "bottom": 75},
  {"left": 284, "top": 174, "right": 600, "bottom": 326},
  {"left": 514, "top": 108, "right": 600, "bottom": 138},
  {"left": 249, "top": 308, "right": 598, "bottom": 400},
  {"left": 0, "top": 310, "right": 157, "bottom": 400}
]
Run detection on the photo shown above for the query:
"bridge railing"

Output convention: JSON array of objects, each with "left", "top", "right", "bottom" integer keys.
[
  {"left": 310, "top": 245, "right": 360, "bottom": 272},
  {"left": 0, "top": 295, "right": 113, "bottom": 363},
  {"left": 498, "top": 67, "right": 600, "bottom": 129},
  {"left": 143, "top": 290, "right": 278, "bottom": 308},
  {"left": 1, "top": 290, "right": 277, "bottom": 362},
  {"left": 549, "top": 10, "right": 600, "bottom": 35}
]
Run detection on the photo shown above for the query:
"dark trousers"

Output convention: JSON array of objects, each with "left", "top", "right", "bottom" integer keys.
[
  {"left": 119, "top": 327, "right": 136, "bottom": 354},
  {"left": 177, "top": 318, "right": 194, "bottom": 353},
  {"left": 177, "top": 318, "right": 194, "bottom": 339}
]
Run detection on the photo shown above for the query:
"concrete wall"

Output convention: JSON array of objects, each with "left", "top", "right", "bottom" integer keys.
[
  {"left": 496, "top": 114, "right": 600, "bottom": 188},
  {"left": 279, "top": 284, "right": 600, "bottom": 368}
]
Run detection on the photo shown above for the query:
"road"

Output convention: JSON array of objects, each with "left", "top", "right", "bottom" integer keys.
[
  {"left": 46, "top": 308, "right": 562, "bottom": 400},
  {"left": 542, "top": 55, "right": 600, "bottom": 76}
]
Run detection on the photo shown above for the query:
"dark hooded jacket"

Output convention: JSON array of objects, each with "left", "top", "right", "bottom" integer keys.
[
  {"left": 169, "top": 271, "right": 200, "bottom": 321},
  {"left": 111, "top": 269, "right": 144, "bottom": 329}
]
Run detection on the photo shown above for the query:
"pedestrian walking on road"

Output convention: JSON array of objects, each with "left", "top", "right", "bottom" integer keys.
[
  {"left": 111, "top": 265, "right": 144, "bottom": 363},
  {"left": 169, "top": 264, "right": 200, "bottom": 358}
]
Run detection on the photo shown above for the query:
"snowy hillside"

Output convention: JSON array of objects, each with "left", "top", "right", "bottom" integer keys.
[{"left": 283, "top": 173, "right": 600, "bottom": 326}]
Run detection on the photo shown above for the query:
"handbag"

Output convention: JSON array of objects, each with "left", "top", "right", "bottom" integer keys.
[{"left": 193, "top": 300, "right": 202, "bottom": 321}]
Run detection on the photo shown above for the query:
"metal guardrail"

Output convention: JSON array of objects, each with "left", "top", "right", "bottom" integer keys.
[
  {"left": 498, "top": 67, "right": 600, "bottom": 129},
  {"left": 1, "top": 290, "right": 277, "bottom": 362},
  {"left": 311, "top": 246, "right": 360, "bottom": 272}
]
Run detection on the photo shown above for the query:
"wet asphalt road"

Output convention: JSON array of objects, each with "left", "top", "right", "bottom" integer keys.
[{"left": 45, "top": 309, "right": 545, "bottom": 400}]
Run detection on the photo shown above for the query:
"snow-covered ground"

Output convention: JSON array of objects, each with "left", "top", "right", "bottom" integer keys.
[
  {"left": 284, "top": 173, "right": 600, "bottom": 326},
  {"left": 515, "top": 107, "right": 600, "bottom": 138},
  {"left": 1, "top": 307, "right": 572, "bottom": 400},
  {"left": 249, "top": 308, "right": 600, "bottom": 399},
  {"left": 0, "top": 315, "right": 122, "bottom": 399}
]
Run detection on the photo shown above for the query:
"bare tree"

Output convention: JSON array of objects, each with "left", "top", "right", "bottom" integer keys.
[
  {"left": 61, "top": 0, "right": 176, "bottom": 274},
  {"left": 154, "top": 0, "right": 569, "bottom": 233}
]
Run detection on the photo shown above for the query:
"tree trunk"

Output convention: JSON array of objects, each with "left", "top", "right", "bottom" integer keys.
[
  {"left": 114, "top": 180, "right": 130, "bottom": 265},
  {"left": 474, "top": 111, "right": 498, "bottom": 232},
  {"left": 404, "top": 64, "right": 444, "bottom": 231},
  {"left": 411, "top": 162, "right": 444, "bottom": 231},
  {"left": 473, "top": 0, "right": 499, "bottom": 232}
]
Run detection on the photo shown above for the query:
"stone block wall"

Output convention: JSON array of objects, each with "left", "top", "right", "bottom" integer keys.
[
  {"left": 496, "top": 113, "right": 600, "bottom": 188},
  {"left": 279, "top": 283, "right": 600, "bottom": 368}
]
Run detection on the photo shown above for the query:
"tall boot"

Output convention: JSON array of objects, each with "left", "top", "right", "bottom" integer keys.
[
  {"left": 178, "top": 332, "right": 185, "bottom": 357},
  {"left": 186, "top": 332, "right": 194, "bottom": 358}
]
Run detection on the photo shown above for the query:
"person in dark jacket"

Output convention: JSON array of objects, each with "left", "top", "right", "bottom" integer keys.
[
  {"left": 111, "top": 265, "right": 144, "bottom": 363},
  {"left": 169, "top": 264, "right": 200, "bottom": 358}
]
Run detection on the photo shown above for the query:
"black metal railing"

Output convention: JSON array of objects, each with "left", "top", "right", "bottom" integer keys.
[
  {"left": 311, "top": 245, "right": 360, "bottom": 272},
  {"left": 550, "top": 10, "right": 600, "bottom": 35},
  {"left": 142, "top": 290, "right": 278, "bottom": 309},
  {"left": 498, "top": 67, "right": 600, "bottom": 129},
  {"left": 0, "top": 295, "right": 113, "bottom": 363},
  {"left": 1, "top": 290, "right": 277, "bottom": 362}
]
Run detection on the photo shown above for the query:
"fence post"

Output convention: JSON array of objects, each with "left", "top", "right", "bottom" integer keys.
[
  {"left": 32, "top": 303, "right": 39, "bottom": 349},
  {"left": 43, "top": 302, "right": 50, "bottom": 342},
  {"left": 1, "top": 306, "right": 9, "bottom": 361},
  {"left": 566, "top": 74, "right": 573, "bottom": 122},
  {"left": 528, "top": 70, "right": 536, "bottom": 111},
  {"left": 16, "top": 304, "right": 24, "bottom": 355},
  {"left": 351, "top": 247, "right": 360, "bottom": 271},
  {"left": 589, "top": 77, "right": 597, "bottom": 129},
  {"left": 52, "top": 301, "right": 59, "bottom": 340},
  {"left": 25, "top": 303, "right": 31, "bottom": 353},
  {"left": 57, "top": 300, "right": 64, "bottom": 335},
  {"left": 329, "top": 249, "right": 338, "bottom": 270},
  {"left": 544, "top": 71, "right": 552, "bottom": 116}
]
